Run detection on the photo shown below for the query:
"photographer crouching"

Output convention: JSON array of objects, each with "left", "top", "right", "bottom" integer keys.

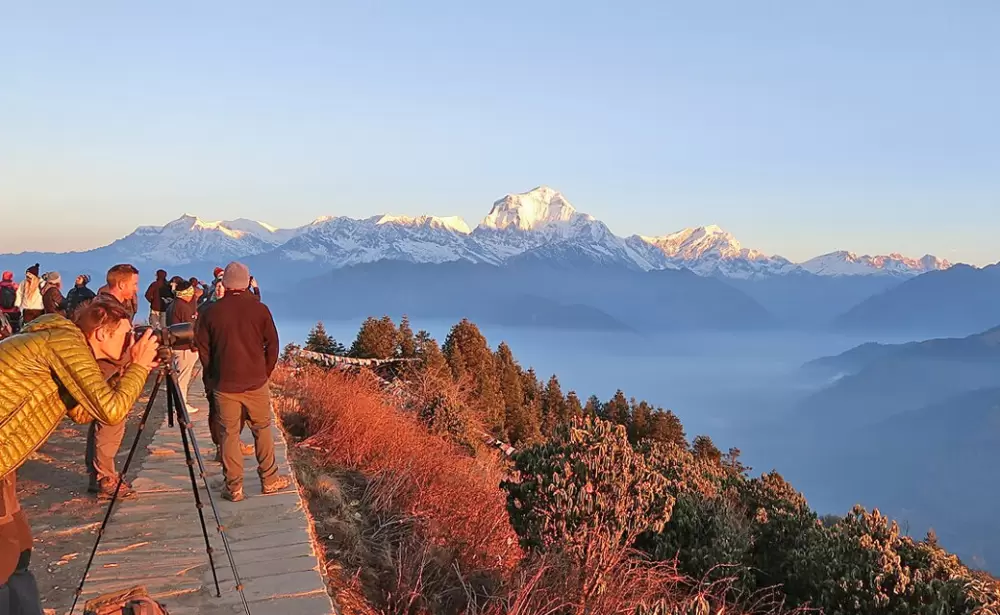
[{"left": 0, "top": 303, "right": 160, "bottom": 612}]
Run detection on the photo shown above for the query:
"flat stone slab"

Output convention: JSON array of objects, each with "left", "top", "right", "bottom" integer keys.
[{"left": 74, "top": 381, "right": 337, "bottom": 614}]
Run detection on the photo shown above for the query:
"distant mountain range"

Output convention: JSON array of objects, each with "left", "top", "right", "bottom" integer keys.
[
  {"left": 834, "top": 263, "right": 1000, "bottom": 336},
  {"left": 2, "top": 186, "right": 991, "bottom": 332},
  {"left": 267, "top": 259, "right": 775, "bottom": 332},
  {"left": 773, "top": 328, "right": 1000, "bottom": 571},
  {"left": 0, "top": 186, "right": 957, "bottom": 281},
  {"left": 792, "top": 324, "right": 1000, "bottom": 431}
]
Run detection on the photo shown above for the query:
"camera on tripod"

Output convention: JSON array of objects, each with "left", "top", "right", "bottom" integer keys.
[{"left": 132, "top": 323, "right": 195, "bottom": 360}]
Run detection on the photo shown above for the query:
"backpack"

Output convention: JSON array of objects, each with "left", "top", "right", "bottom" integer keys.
[
  {"left": 0, "top": 284, "right": 15, "bottom": 310},
  {"left": 84, "top": 586, "right": 170, "bottom": 615}
]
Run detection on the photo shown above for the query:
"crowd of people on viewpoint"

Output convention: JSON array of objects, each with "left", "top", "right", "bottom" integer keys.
[{"left": 0, "top": 260, "right": 284, "bottom": 612}]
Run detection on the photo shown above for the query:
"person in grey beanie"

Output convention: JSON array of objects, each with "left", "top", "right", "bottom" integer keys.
[
  {"left": 194, "top": 262, "right": 289, "bottom": 502},
  {"left": 41, "top": 272, "right": 65, "bottom": 316}
]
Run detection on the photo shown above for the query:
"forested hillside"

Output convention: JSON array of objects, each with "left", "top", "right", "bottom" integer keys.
[{"left": 278, "top": 316, "right": 1000, "bottom": 614}]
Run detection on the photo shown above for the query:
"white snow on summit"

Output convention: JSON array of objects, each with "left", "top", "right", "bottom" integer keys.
[
  {"left": 273, "top": 214, "right": 489, "bottom": 268},
  {"left": 626, "top": 226, "right": 799, "bottom": 279},
  {"left": 221, "top": 218, "right": 302, "bottom": 244},
  {"left": 479, "top": 186, "right": 584, "bottom": 231},
  {"left": 376, "top": 214, "right": 471, "bottom": 234},
  {"left": 473, "top": 187, "right": 643, "bottom": 268},
  {"left": 801, "top": 251, "right": 952, "bottom": 277},
  {"left": 108, "top": 215, "right": 275, "bottom": 265}
]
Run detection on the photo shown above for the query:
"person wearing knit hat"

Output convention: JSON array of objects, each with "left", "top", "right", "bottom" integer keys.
[
  {"left": 195, "top": 260, "right": 289, "bottom": 502},
  {"left": 204, "top": 266, "right": 226, "bottom": 305},
  {"left": 222, "top": 261, "right": 251, "bottom": 290},
  {"left": 166, "top": 280, "right": 201, "bottom": 417},
  {"left": 17, "top": 264, "right": 43, "bottom": 325},
  {"left": 64, "top": 273, "right": 97, "bottom": 318},
  {"left": 41, "top": 272, "right": 65, "bottom": 316}
]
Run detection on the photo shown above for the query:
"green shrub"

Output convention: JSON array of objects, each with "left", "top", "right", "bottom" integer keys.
[
  {"left": 501, "top": 416, "right": 675, "bottom": 555},
  {"left": 794, "top": 505, "right": 1000, "bottom": 615}
]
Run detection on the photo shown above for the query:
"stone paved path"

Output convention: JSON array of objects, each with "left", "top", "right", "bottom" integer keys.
[{"left": 75, "top": 381, "right": 336, "bottom": 615}]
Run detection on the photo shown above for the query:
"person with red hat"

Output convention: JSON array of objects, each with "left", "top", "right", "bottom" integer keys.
[
  {"left": 202, "top": 267, "right": 225, "bottom": 306},
  {"left": 0, "top": 271, "right": 20, "bottom": 334}
]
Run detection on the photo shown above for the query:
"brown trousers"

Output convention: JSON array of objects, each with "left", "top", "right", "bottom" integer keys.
[
  {"left": 206, "top": 386, "right": 246, "bottom": 447},
  {"left": 215, "top": 385, "right": 278, "bottom": 491},
  {"left": 85, "top": 420, "right": 127, "bottom": 486},
  {"left": 85, "top": 359, "right": 129, "bottom": 486}
]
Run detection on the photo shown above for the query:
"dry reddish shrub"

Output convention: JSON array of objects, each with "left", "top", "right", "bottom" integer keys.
[
  {"left": 273, "top": 367, "right": 804, "bottom": 615},
  {"left": 273, "top": 366, "right": 522, "bottom": 576}
]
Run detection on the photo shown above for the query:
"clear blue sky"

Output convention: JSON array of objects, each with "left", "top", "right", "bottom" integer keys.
[{"left": 1, "top": 1, "right": 997, "bottom": 264}]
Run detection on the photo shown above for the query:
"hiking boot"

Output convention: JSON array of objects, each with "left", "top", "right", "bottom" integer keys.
[
  {"left": 96, "top": 476, "right": 137, "bottom": 501},
  {"left": 222, "top": 485, "right": 245, "bottom": 502},
  {"left": 261, "top": 475, "right": 291, "bottom": 495}
]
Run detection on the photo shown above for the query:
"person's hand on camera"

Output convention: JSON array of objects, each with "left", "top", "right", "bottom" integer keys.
[{"left": 130, "top": 329, "right": 161, "bottom": 370}]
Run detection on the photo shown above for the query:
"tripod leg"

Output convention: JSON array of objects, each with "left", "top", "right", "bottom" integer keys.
[
  {"left": 70, "top": 370, "right": 165, "bottom": 615},
  {"left": 167, "top": 376, "right": 252, "bottom": 615},
  {"left": 166, "top": 374, "right": 224, "bottom": 598}
]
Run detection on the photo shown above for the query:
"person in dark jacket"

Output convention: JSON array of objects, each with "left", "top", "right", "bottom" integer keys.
[
  {"left": 166, "top": 280, "right": 200, "bottom": 415},
  {"left": 195, "top": 262, "right": 288, "bottom": 502},
  {"left": 0, "top": 271, "right": 20, "bottom": 334},
  {"left": 64, "top": 274, "right": 97, "bottom": 318},
  {"left": 144, "top": 269, "right": 171, "bottom": 330},
  {"left": 41, "top": 272, "right": 65, "bottom": 316}
]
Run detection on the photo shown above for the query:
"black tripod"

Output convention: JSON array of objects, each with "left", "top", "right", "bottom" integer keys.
[{"left": 70, "top": 357, "right": 252, "bottom": 615}]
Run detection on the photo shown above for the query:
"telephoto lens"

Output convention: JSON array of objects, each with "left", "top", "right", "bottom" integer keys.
[{"left": 132, "top": 323, "right": 194, "bottom": 347}]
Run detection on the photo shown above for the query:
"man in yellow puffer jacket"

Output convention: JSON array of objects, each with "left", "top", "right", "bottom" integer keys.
[{"left": 0, "top": 301, "right": 160, "bottom": 613}]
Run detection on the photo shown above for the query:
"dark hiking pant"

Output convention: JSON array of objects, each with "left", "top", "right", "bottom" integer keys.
[
  {"left": 215, "top": 385, "right": 278, "bottom": 491},
  {"left": 0, "top": 551, "right": 43, "bottom": 615}
]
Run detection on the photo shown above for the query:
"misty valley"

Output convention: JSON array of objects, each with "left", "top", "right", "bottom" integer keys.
[{"left": 275, "top": 315, "right": 1000, "bottom": 573}]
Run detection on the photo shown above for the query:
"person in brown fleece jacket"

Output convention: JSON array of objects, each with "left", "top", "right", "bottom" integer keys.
[{"left": 194, "top": 262, "right": 288, "bottom": 502}]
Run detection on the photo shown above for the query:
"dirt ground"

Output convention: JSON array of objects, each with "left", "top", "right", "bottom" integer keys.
[{"left": 15, "top": 379, "right": 163, "bottom": 613}]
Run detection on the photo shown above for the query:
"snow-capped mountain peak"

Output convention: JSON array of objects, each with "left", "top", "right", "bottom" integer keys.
[
  {"left": 638, "top": 225, "right": 742, "bottom": 259},
  {"left": 375, "top": 214, "right": 471, "bottom": 234},
  {"left": 101, "top": 214, "right": 276, "bottom": 266},
  {"left": 152, "top": 215, "right": 246, "bottom": 240},
  {"left": 627, "top": 225, "right": 799, "bottom": 279},
  {"left": 220, "top": 217, "right": 307, "bottom": 244},
  {"left": 479, "top": 186, "right": 586, "bottom": 231},
  {"left": 801, "top": 251, "right": 952, "bottom": 277}
]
